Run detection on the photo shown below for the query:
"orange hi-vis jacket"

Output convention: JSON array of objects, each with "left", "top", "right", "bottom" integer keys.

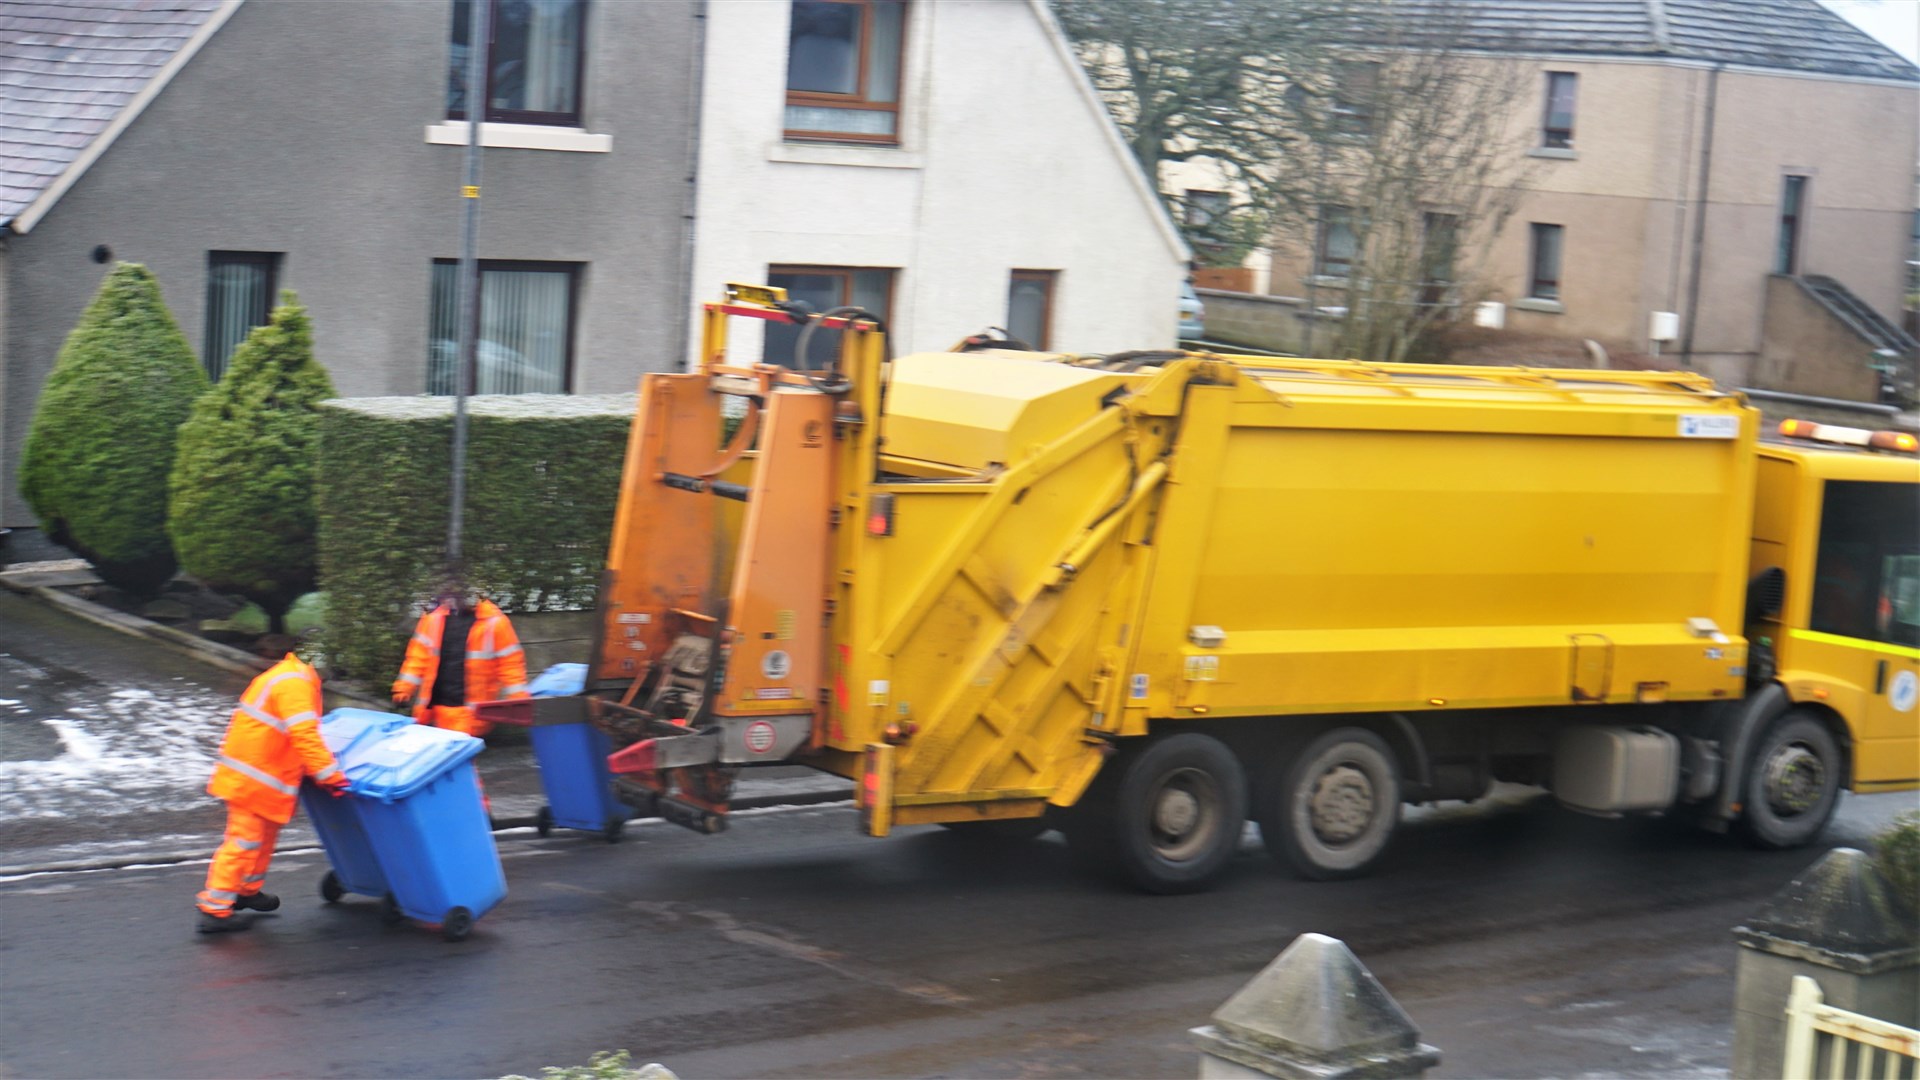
[
  {"left": 392, "top": 599, "right": 531, "bottom": 719},
  {"left": 207, "top": 654, "right": 342, "bottom": 824}
]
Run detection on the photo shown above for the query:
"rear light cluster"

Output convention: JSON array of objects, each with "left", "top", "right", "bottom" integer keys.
[{"left": 1777, "top": 419, "right": 1918, "bottom": 454}]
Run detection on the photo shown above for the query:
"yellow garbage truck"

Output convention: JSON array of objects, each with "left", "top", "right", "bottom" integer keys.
[{"left": 566, "top": 284, "right": 1919, "bottom": 893}]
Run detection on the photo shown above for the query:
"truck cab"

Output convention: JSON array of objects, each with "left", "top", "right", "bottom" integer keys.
[{"left": 1746, "top": 431, "right": 1920, "bottom": 826}]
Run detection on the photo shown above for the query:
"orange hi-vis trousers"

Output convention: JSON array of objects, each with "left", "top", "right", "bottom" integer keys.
[{"left": 197, "top": 805, "right": 282, "bottom": 918}]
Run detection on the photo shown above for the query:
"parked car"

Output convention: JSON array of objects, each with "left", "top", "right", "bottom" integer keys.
[{"left": 1178, "top": 281, "right": 1205, "bottom": 341}]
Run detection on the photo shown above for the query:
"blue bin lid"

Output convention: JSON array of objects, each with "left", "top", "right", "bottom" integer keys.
[
  {"left": 318, "top": 708, "right": 413, "bottom": 757},
  {"left": 344, "top": 723, "right": 485, "bottom": 803},
  {"left": 529, "top": 663, "right": 588, "bottom": 698}
]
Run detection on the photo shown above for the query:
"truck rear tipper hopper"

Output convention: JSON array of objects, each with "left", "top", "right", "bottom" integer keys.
[{"left": 553, "top": 284, "right": 1919, "bottom": 893}]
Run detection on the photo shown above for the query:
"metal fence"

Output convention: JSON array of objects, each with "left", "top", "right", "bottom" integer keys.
[{"left": 1783, "top": 976, "right": 1919, "bottom": 1080}]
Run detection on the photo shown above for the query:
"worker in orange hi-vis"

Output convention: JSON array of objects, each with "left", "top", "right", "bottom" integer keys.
[
  {"left": 198, "top": 653, "right": 346, "bottom": 934},
  {"left": 390, "top": 588, "right": 531, "bottom": 739}
]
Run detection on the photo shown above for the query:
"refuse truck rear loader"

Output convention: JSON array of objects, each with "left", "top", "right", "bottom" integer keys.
[{"left": 554, "top": 284, "right": 1919, "bottom": 893}]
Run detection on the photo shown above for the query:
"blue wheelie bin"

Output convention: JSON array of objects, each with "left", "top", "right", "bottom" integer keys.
[
  {"left": 348, "top": 723, "right": 505, "bottom": 941},
  {"left": 479, "top": 664, "right": 628, "bottom": 842},
  {"left": 301, "top": 708, "right": 412, "bottom": 905}
]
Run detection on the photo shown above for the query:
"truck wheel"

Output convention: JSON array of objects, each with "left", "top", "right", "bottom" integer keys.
[
  {"left": 1067, "top": 733, "right": 1246, "bottom": 894},
  {"left": 939, "top": 817, "right": 1050, "bottom": 842},
  {"left": 1737, "top": 712, "right": 1841, "bottom": 850},
  {"left": 1260, "top": 727, "right": 1400, "bottom": 880}
]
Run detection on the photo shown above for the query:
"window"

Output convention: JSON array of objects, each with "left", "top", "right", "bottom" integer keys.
[
  {"left": 765, "top": 266, "right": 894, "bottom": 369},
  {"left": 1528, "top": 223, "right": 1564, "bottom": 301},
  {"left": 1332, "top": 60, "right": 1377, "bottom": 136},
  {"left": 1006, "top": 270, "right": 1056, "bottom": 350},
  {"left": 1184, "top": 190, "right": 1228, "bottom": 229},
  {"left": 428, "top": 260, "right": 576, "bottom": 395},
  {"left": 449, "top": 0, "right": 586, "bottom": 125},
  {"left": 1314, "top": 206, "right": 1359, "bottom": 279},
  {"left": 1419, "top": 213, "right": 1459, "bottom": 306},
  {"left": 1811, "top": 481, "right": 1920, "bottom": 647},
  {"left": 203, "top": 252, "right": 280, "bottom": 379},
  {"left": 1776, "top": 175, "right": 1808, "bottom": 275},
  {"left": 1542, "top": 72, "right": 1577, "bottom": 149},
  {"left": 785, "top": 0, "right": 905, "bottom": 144}
]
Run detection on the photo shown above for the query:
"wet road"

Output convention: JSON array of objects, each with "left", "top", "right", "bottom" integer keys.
[{"left": 4, "top": 587, "right": 1918, "bottom": 1078}]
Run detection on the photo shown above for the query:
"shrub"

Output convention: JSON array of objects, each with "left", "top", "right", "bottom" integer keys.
[
  {"left": 168, "top": 293, "right": 336, "bottom": 633},
  {"left": 20, "top": 263, "right": 207, "bottom": 594},
  {"left": 316, "top": 394, "right": 632, "bottom": 679},
  {"left": 1873, "top": 810, "right": 1920, "bottom": 914}
]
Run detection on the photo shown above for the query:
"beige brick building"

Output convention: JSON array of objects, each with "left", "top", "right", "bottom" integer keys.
[{"left": 1258, "top": 0, "right": 1918, "bottom": 398}]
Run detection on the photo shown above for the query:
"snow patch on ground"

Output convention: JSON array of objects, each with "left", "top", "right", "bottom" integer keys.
[{"left": 0, "top": 687, "right": 227, "bottom": 820}]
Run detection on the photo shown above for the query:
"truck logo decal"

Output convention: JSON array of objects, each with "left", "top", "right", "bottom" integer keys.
[
  {"left": 1678, "top": 414, "right": 1739, "bottom": 439},
  {"left": 762, "top": 650, "right": 792, "bottom": 680},
  {"left": 1893, "top": 670, "right": 1917, "bottom": 714},
  {"left": 1130, "top": 674, "right": 1149, "bottom": 700}
]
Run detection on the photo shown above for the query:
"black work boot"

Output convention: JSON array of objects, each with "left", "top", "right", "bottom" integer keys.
[
  {"left": 196, "top": 911, "right": 250, "bottom": 934},
  {"left": 233, "top": 892, "right": 280, "bottom": 912}
]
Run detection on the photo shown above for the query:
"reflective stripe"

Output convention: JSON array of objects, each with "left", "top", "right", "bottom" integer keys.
[
  {"left": 413, "top": 632, "right": 440, "bottom": 655},
  {"left": 204, "top": 888, "right": 238, "bottom": 902},
  {"left": 399, "top": 673, "right": 424, "bottom": 686},
  {"left": 242, "top": 875, "right": 267, "bottom": 884},
  {"left": 229, "top": 836, "right": 263, "bottom": 852},
  {"left": 218, "top": 754, "right": 298, "bottom": 797},
  {"left": 472, "top": 645, "right": 522, "bottom": 661},
  {"left": 284, "top": 711, "right": 318, "bottom": 727},
  {"left": 249, "top": 669, "right": 308, "bottom": 708},
  {"left": 313, "top": 764, "right": 342, "bottom": 782},
  {"left": 501, "top": 683, "right": 528, "bottom": 696},
  {"left": 496, "top": 643, "right": 523, "bottom": 657},
  {"left": 238, "top": 701, "right": 290, "bottom": 733}
]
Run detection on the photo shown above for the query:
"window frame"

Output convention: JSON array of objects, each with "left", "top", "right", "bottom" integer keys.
[
  {"left": 448, "top": 0, "right": 589, "bottom": 128},
  {"left": 429, "top": 258, "right": 580, "bottom": 395},
  {"left": 1541, "top": 71, "right": 1577, "bottom": 150},
  {"left": 1184, "top": 189, "right": 1228, "bottom": 229},
  {"left": 202, "top": 250, "right": 281, "bottom": 379},
  {"left": 765, "top": 264, "right": 897, "bottom": 368},
  {"left": 783, "top": 0, "right": 908, "bottom": 146},
  {"left": 1006, "top": 269, "right": 1057, "bottom": 351},
  {"left": 1528, "top": 222, "right": 1564, "bottom": 301},
  {"left": 1776, "top": 175, "right": 1809, "bottom": 275},
  {"left": 1810, "top": 479, "right": 1920, "bottom": 647},
  {"left": 1419, "top": 212, "right": 1460, "bottom": 307},
  {"left": 1314, "top": 205, "right": 1359, "bottom": 280},
  {"left": 1331, "top": 60, "right": 1378, "bottom": 137}
]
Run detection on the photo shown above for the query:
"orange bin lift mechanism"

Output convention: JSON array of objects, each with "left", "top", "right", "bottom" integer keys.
[{"left": 591, "top": 292, "right": 884, "bottom": 823}]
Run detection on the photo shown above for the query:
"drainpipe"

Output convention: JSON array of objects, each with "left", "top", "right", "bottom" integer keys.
[
  {"left": 674, "top": 1, "right": 708, "bottom": 370},
  {"left": 1678, "top": 63, "right": 1722, "bottom": 369}
]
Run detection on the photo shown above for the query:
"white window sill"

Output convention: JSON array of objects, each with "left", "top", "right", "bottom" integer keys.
[
  {"left": 426, "top": 121, "right": 611, "bottom": 153},
  {"left": 768, "top": 141, "right": 923, "bottom": 170},
  {"left": 1306, "top": 275, "right": 1352, "bottom": 289},
  {"left": 1528, "top": 146, "right": 1577, "bottom": 160},
  {"left": 1513, "top": 297, "right": 1565, "bottom": 314}
]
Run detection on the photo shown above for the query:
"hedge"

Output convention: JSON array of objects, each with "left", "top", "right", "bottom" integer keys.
[
  {"left": 20, "top": 263, "right": 207, "bottom": 594},
  {"left": 169, "top": 293, "right": 336, "bottom": 632},
  {"left": 316, "top": 394, "right": 634, "bottom": 680}
]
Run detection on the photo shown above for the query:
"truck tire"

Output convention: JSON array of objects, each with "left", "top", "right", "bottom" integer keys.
[
  {"left": 1737, "top": 711, "right": 1841, "bottom": 850},
  {"left": 1064, "top": 733, "right": 1247, "bottom": 894},
  {"left": 1259, "top": 727, "right": 1400, "bottom": 880}
]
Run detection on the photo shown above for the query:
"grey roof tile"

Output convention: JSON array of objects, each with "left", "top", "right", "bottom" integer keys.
[
  {"left": 1382, "top": 0, "right": 1917, "bottom": 80},
  {"left": 0, "top": 0, "right": 223, "bottom": 227}
]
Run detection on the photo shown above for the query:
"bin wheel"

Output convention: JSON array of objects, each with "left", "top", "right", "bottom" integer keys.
[
  {"left": 380, "top": 893, "right": 405, "bottom": 925},
  {"left": 603, "top": 815, "right": 625, "bottom": 844},
  {"left": 320, "top": 871, "right": 344, "bottom": 904},
  {"left": 442, "top": 906, "right": 474, "bottom": 942},
  {"left": 536, "top": 806, "right": 553, "bottom": 838}
]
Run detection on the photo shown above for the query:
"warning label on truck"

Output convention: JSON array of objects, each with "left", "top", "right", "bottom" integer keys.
[{"left": 1678, "top": 414, "right": 1739, "bottom": 439}]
